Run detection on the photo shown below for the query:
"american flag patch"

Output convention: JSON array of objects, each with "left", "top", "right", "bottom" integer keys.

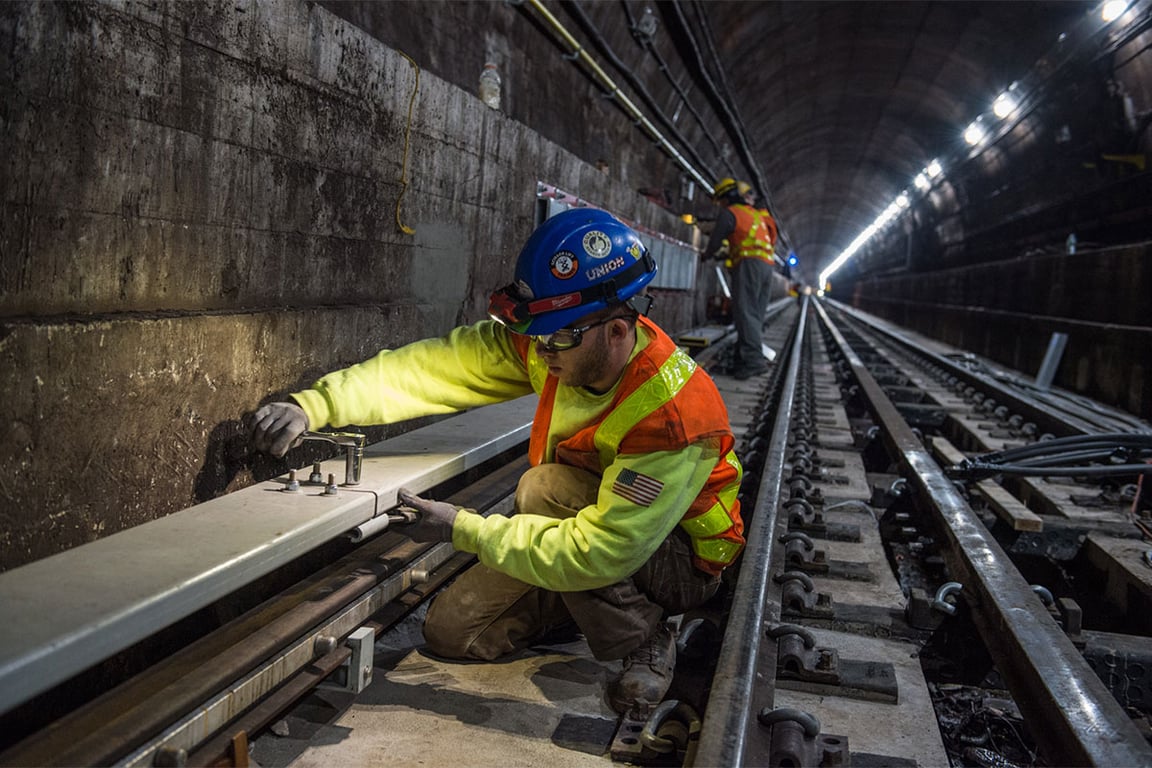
[{"left": 611, "top": 469, "right": 664, "bottom": 507}]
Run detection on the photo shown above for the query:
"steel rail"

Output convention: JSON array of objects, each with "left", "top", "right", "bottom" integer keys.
[
  {"left": 695, "top": 297, "right": 809, "bottom": 766},
  {"left": 814, "top": 301, "right": 1152, "bottom": 766},
  {"left": 826, "top": 300, "right": 1110, "bottom": 438}
]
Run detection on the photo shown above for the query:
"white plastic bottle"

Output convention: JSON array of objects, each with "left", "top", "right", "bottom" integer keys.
[{"left": 479, "top": 63, "right": 501, "bottom": 110}]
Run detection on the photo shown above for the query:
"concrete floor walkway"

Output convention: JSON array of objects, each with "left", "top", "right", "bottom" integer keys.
[{"left": 250, "top": 609, "right": 623, "bottom": 767}]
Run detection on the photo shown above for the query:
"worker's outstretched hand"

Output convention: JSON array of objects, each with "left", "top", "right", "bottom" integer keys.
[
  {"left": 250, "top": 402, "right": 309, "bottom": 457},
  {"left": 396, "top": 487, "right": 459, "bottom": 543}
]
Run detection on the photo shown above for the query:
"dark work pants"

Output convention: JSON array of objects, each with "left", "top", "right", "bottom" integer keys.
[
  {"left": 731, "top": 256, "right": 774, "bottom": 368},
  {"left": 423, "top": 464, "right": 719, "bottom": 661}
]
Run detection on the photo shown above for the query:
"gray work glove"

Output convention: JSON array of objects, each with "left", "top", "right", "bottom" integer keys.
[
  {"left": 250, "top": 402, "right": 309, "bottom": 457},
  {"left": 396, "top": 487, "right": 460, "bottom": 543}
]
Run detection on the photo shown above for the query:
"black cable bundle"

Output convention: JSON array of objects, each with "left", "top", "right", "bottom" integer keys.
[{"left": 947, "top": 433, "right": 1152, "bottom": 481}]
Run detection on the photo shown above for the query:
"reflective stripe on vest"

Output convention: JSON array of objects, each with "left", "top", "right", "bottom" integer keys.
[
  {"left": 679, "top": 453, "right": 741, "bottom": 537},
  {"left": 593, "top": 347, "right": 697, "bottom": 467},
  {"left": 732, "top": 205, "right": 775, "bottom": 264},
  {"left": 693, "top": 536, "right": 743, "bottom": 566},
  {"left": 518, "top": 321, "right": 744, "bottom": 571}
]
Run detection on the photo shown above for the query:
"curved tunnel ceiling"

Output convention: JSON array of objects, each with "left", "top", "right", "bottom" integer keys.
[{"left": 695, "top": 0, "right": 1096, "bottom": 280}]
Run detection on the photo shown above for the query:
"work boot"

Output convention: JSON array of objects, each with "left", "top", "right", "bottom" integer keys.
[
  {"left": 605, "top": 622, "right": 677, "bottom": 714},
  {"left": 732, "top": 362, "right": 768, "bottom": 380}
]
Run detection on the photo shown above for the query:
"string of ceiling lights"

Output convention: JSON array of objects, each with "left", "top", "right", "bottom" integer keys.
[{"left": 818, "top": 0, "right": 1142, "bottom": 293}]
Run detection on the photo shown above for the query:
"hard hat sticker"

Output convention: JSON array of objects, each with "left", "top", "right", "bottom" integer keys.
[
  {"left": 582, "top": 230, "right": 612, "bottom": 258},
  {"left": 585, "top": 255, "right": 625, "bottom": 282},
  {"left": 550, "top": 251, "right": 579, "bottom": 279},
  {"left": 628, "top": 242, "right": 642, "bottom": 260}
]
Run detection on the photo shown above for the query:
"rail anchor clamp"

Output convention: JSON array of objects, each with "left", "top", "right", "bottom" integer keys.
[
  {"left": 768, "top": 624, "right": 899, "bottom": 703},
  {"left": 609, "top": 699, "right": 700, "bottom": 765},
  {"left": 781, "top": 532, "right": 873, "bottom": 581},
  {"left": 775, "top": 571, "right": 835, "bottom": 619},
  {"left": 757, "top": 707, "right": 849, "bottom": 766}
]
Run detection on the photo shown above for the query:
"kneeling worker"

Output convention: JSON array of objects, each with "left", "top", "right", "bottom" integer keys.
[{"left": 250, "top": 208, "right": 745, "bottom": 713}]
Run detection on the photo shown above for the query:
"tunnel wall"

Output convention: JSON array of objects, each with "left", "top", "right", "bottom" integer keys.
[
  {"left": 852, "top": 241, "right": 1152, "bottom": 421},
  {"left": 0, "top": 0, "right": 698, "bottom": 571},
  {"left": 840, "top": 17, "right": 1152, "bottom": 423}
]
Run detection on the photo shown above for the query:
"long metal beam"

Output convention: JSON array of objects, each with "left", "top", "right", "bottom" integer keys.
[
  {"left": 815, "top": 300, "right": 1152, "bottom": 766},
  {"left": 0, "top": 396, "right": 535, "bottom": 716},
  {"left": 695, "top": 297, "right": 808, "bottom": 766}
]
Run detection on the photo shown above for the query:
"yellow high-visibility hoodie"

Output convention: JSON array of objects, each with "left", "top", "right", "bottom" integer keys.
[{"left": 290, "top": 319, "right": 736, "bottom": 592}]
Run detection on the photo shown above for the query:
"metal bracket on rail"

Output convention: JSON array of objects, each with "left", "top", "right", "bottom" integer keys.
[
  {"left": 609, "top": 699, "right": 701, "bottom": 765},
  {"left": 757, "top": 707, "right": 849, "bottom": 766},
  {"left": 768, "top": 624, "right": 899, "bottom": 703},
  {"left": 317, "top": 627, "right": 376, "bottom": 694},
  {"left": 931, "top": 582, "right": 963, "bottom": 616},
  {"left": 776, "top": 571, "right": 899, "bottom": 638},
  {"left": 785, "top": 498, "right": 862, "bottom": 542},
  {"left": 775, "top": 571, "right": 834, "bottom": 619},
  {"left": 780, "top": 531, "right": 873, "bottom": 581}
]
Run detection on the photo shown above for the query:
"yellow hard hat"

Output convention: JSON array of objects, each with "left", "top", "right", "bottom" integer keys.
[{"left": 713, "top": 178, "right": 752, "bottom": 201}]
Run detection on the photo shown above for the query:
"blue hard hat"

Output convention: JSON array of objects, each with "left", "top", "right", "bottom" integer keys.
[{"left": 488, "top": 208, "right": 657, "bottom": 335}]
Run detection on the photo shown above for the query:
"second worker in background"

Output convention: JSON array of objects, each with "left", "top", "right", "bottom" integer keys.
[
  {"left": 703, "top": 178, "right": 780, "bottom": 380},
  {"left": 249, "top": 208, "right": 745, "bottom": 715}
]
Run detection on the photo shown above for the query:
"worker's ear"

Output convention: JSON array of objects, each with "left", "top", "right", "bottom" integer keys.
[{"left": 607, "top": 316, "right": 634, "bottom": 343}]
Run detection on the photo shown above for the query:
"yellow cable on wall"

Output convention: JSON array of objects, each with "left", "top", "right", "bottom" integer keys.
[{"left": 395, "top": 50, "right": 419, "bottom": 235}]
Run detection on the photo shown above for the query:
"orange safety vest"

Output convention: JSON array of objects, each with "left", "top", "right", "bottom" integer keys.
[
  {"left": 729, "top": 204, "right": 777, "bottom": 265},
  {"left": 510, "top": 317, "right": 745, "bottom": 574}
]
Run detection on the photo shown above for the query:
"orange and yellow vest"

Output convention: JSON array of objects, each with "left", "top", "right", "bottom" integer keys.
[
  {"left": 510, "top": 317, "right": 745, "bottom": 575},
  {"left": 729, "top": 204, "right": 778, "bottom": 265}
]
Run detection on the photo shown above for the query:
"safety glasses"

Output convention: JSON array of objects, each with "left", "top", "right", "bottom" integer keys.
[{"left": 532, "top": 315, "right": 633, "bottom": 352}]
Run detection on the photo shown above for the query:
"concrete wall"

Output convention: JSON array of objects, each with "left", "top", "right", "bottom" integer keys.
[{"left": 0, "top": 0, "right": 698, "bottom": 571}]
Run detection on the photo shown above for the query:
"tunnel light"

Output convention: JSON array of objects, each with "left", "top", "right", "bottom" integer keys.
[
  {"left": 993, "top": 91, "right": 1018, "bottom": 119},
  {"left": 926, "top": 159, "right": 942, "bottom": 177},
  {"left": 964, "top": 120, "right": 987, "bottom": 145},
  {"left": 1102, "top": 1, "right": 1128, "bottom": 21},
  {"left": 820, "top": 188, "right": 913, "bottom": 288},
  {"left": 913, "top": 173, "right": 930, "bottom": 191}
]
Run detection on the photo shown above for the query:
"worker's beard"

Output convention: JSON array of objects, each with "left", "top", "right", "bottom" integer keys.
[{"left": 564, "top": 340, "right": 614, "bottom": 393}]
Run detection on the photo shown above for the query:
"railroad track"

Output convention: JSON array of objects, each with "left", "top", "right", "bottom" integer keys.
[
  {"left": 695, "top": 298, "right": 1152, "bottom": 766},
  {"left": 2, "top": 299, "right": 1149, "bottom": 767}
]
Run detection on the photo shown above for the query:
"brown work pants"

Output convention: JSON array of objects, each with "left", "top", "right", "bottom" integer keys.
[{"left": 423, "top": 464, "right": 720, "bottom": 661}]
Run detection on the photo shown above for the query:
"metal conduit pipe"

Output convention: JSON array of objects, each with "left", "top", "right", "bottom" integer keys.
[
  {"left": 619, "top": 1, "right": 736, "bottom": 174},
  {"left": 560, "top": 0, "right": 719, "bottom": 181},
  {"left": 666, "top": 2, "right": 771, "bottom": 202},
  {"left": 524, "top": 0, "right": 713, "bottom": 194},
  {"left": 667, "top": 1, "right": 793, "bottom": 253}
]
